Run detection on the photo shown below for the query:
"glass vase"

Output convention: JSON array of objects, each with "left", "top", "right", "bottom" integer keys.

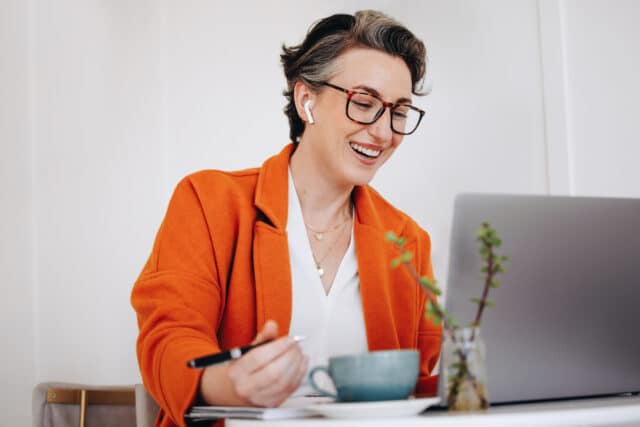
[{"left": 443, "top": 326, "right": 489, "bottom": 411}]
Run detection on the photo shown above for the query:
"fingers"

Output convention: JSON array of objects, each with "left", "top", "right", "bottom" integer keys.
[
  {"left": 235, "top": 335, "right": 298, "bottom": 374},
  {"left": 227, "top": 337, "right": 308, "bottom": 407},
  {"left": 251, "top": 320, "right": 279, "bottom": 345},
  {"left": 295, "top": 353, "right": 310, "bottom": 386},
  {"left": 200, "top": 321, "right": 307, "bottom": 408},
  {"left": 252, "top": 343, "right": 305, "bottom": 391},
  {"left": 247, "top": 350, "right": 309, "bottom": 407},
  {"left": 277, "top": 346, "right": 309, "bottom": 404}
]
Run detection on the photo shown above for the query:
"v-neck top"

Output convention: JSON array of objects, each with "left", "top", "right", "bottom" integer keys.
[{"left": 286, "top": 169, "right": 368, "bottom": 396}]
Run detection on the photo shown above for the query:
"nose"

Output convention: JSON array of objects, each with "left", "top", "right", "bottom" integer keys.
[{"left": 366, "top": 107, "right": 393, "bottom": 142}]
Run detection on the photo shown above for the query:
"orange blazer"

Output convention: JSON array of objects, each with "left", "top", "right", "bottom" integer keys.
[{"left": 131, "top": 144, "right": 441, "bottom": 427}]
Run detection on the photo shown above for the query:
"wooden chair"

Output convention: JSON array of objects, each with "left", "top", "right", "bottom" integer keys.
[
  {"left": 33, "top": 382, "right": 136, "bottom": 427},
  {"left": 134, "top": 384, "right": 160, "bottom": 427}
]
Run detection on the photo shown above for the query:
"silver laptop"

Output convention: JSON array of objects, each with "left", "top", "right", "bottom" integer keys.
[{"left": 439, "top": 193, "right": 640, "bottom": 404}]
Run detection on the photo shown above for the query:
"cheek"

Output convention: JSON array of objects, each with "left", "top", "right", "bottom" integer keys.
[
  {"left": 391, "top": 134, "right": 404, "bottom": 149},
  {"left": 320, "top": 110, "right": 355, "bottom": 139},
  {"left": 340, "top": 123, "right": 368, "bottom": 143}
]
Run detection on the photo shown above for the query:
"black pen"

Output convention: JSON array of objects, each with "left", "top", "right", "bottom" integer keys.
[{"left": 187, "top": 336, "right": 306, "bottom": 369}]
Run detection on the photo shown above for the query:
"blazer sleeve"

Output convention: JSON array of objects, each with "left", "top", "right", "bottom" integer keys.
[
  {"left": 131, "top": 177, "right": 224, "bottom": 427},
  {"left": 414, "top": 230, "right": 443, "bottom": 396}
]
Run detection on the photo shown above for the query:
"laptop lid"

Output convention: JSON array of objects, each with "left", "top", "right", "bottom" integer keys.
[{"left": 440, "top": 193, "right": 640, "bottom": 404}]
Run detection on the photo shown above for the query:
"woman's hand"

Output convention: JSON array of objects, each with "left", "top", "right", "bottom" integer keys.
[{"left": 199, "top": 320, "right": 308, "bottom": 407}]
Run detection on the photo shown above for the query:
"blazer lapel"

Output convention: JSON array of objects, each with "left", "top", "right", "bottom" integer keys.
[
  {"left": 252, "top": 144, "right": 296, "bottom": 336},
  {"left": 353, "top": 186, "right": 405, "bottom": 351},
  {"left": 253, "top": 223, "right": 292, "bottom": 335}
]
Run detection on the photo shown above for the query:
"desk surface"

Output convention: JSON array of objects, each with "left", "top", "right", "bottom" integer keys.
[{"left": 227, "top": 395, "right": 640, "bottom": 427}]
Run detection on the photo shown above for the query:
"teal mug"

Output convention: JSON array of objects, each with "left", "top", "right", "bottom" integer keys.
[{"left": 308, "top": 349, "right": 419, "bottom": 402}]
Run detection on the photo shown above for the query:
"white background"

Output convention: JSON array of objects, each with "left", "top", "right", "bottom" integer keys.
[{"left": 2, "top": 1, "right": 639, "bottom": 425}]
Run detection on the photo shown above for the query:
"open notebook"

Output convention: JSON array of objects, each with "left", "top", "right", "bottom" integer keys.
[{"left": 185, "top": 396, "right": 332, "bottom": 421}]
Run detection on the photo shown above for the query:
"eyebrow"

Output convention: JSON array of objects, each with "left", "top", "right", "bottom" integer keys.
[{"left": 351, "top": 84, "right": 413, "bottom": 104}]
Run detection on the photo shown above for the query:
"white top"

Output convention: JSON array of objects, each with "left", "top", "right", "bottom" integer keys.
[{"left": 286, "top": 169, "right": 368, "bottom": 397}]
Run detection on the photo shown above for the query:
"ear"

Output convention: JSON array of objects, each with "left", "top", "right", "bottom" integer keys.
[{"left": 293, "top": 81, "right": 315, "bottom": 124}]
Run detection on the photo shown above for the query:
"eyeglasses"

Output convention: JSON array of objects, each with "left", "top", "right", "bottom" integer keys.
[{"left": 321, "top": 82, "right": 425, "bottom": 135}]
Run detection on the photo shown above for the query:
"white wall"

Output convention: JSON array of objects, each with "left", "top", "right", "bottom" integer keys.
[
  {"left": 2, "top": 1, "right": 639, "bottom": 425},
  {"left": 34, "top": 0, "right": 166, "bottom": 388},
  {"left": 562, "top": 0, "right": 640, "bottom": 197},
  {"left": 1, "top": 1, "right": 36, "bottom": 425},
  {"left": 376, "top": 0, "right": 549, "bottom": 273}
]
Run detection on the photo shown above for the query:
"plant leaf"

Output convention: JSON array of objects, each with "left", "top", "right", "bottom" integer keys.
[
  {"left": 430, "top": 314, "right": 442, "bottom": 326},
  {"left": 385, "top": 231, "right": 398, "bottom": 242},
  {"left": 390, "top": 257, "right": 402, "bottom": 269},
  {"left": 419, "top": 276, "right": 442, "bottom": 296},
  {"left": 470, "top": 298, "right": 495, "bottom": 308},
  {"left": 447, "top": 316, "right": 459, "bottom": 329},
  {"left": 425, "top": 300, "right": 444, "bottom": 325},
  {"left": 419, "top": 276, "right": 433, "bottom": 286}
]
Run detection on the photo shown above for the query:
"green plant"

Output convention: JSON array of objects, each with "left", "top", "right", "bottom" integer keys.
[{"left": 387, "top": 221, "right": 508, "bottom": 409}]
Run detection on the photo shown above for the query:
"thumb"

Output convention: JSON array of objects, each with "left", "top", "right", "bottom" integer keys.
[{"left": 251, "top": 320, "right": 279, "bottom": 345}]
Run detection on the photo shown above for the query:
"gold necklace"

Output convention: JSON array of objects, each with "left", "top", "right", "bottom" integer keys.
[
  {"left": 304, "top": 216, "right": 351, "bottom": 241},
  {"left": 310, "top": 221, "right": 349, "bottom": 277}
]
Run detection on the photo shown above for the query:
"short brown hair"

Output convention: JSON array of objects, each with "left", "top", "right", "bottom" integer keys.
[{"left": 280, "top": 10, "right": 427, "bottom": 142}]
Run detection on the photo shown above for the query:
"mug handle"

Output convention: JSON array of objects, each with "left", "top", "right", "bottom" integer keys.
[{"left": 308, "top": 366, "right": 338, "bottom": 399}]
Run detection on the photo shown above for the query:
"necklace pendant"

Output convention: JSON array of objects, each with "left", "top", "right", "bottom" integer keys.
[
  {"left": 317, "top": 266, "right": 325, "bottom": 277},
  {"left": 315, "top": 233, "right": 323, "bottom": 241}
]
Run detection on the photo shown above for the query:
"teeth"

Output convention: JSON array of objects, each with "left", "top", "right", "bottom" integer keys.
[{"left": 350, "top": 142, "right": 381, "bottom": 158}]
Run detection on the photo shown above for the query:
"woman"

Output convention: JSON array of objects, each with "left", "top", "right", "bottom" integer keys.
[{"left": 132, "top": 10, "right": 440, "bottom": 427}]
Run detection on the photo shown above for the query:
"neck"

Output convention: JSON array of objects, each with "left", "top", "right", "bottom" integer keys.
[{"left": 290, "top": 141, "right": 353, "bottom": 229}]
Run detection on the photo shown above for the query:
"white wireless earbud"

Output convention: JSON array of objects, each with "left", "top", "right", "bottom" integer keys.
[{"left": 303, "top": 99, "right": 315, "bottom": 124}]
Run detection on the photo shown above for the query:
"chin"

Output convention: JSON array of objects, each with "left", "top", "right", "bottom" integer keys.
[
  {"left": 337, "top": 142, "right": 392, "bottom": 187},
  {"left": 344, "top": 168, "right": 378, "bottom": 187}
]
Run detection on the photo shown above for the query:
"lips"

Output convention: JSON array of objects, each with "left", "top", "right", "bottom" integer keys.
[{"left": 349, "top": 142, "right": 382, "bottom": 159}]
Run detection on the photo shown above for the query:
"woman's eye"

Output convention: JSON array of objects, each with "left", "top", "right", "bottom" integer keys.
[
  {"left": 393, "top": 111, "right": 408, "bottom": 119},
  {"left": 353, "top": 101, "right": 374, "bottom": 109}
]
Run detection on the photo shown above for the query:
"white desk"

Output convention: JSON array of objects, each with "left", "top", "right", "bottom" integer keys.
[{"left": 227, "top": 395, "right": 640, "bottom": 427}]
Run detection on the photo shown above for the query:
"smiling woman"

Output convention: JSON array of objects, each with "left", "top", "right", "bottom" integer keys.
[
  {"left": 289, "top": 47, "right": 420, "bottom": 191},
  {"left": 131, "top": 10, "right": 441, "bottom": 427}
]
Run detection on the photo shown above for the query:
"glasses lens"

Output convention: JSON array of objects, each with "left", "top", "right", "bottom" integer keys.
[
  {"left": 391, "top": 104, "right": 422, "bottom": 135},
  {"left": 346, "top": 92, "right": 423, "bottom": 135},
  {"left": 347, "top": 93, "right": 383, "bottom": 124}
]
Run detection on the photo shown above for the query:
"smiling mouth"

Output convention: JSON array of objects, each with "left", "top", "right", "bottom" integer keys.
[{"left": 349, "top": 142, "right": 382, "bottom": 159}]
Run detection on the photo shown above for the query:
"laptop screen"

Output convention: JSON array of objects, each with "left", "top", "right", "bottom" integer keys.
[{"left": 441, "top": 193, "right": 640, "bottom": 404}]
